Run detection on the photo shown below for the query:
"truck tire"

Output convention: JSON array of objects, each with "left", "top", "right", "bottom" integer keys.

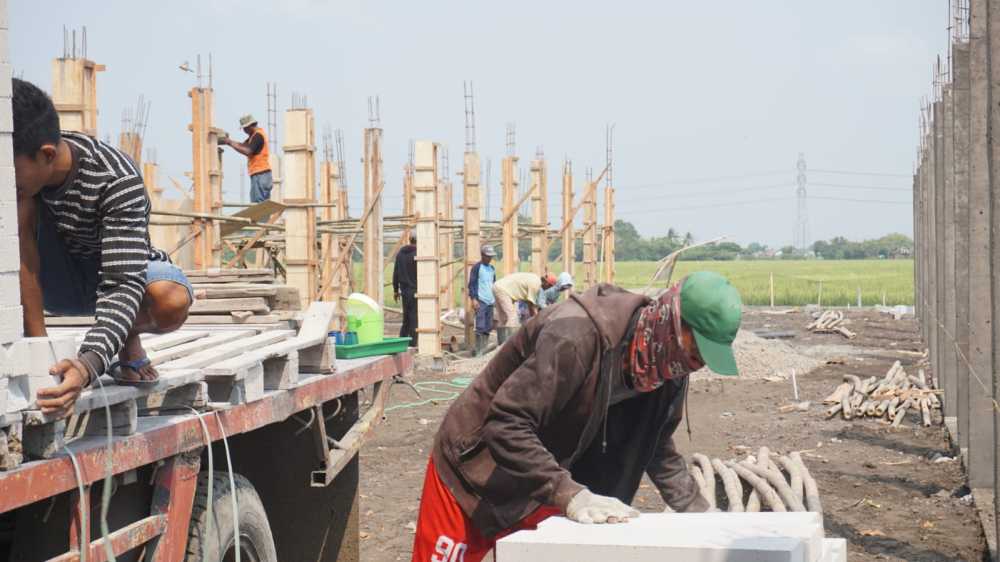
[{"left": 185, "top": 472, "right": 278, "bottom": 562}]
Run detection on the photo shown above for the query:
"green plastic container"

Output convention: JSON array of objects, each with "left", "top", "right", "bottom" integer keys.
[
  {"left": 345, "top": 293, "right": 383, "bottom": 344},
  {"left": 335, "top": 337, "right": 411, "bottom": 359}
]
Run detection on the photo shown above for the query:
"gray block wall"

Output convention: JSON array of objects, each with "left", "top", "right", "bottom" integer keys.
[{"left": 0, "top": 0, "right": 19, "bottom": 346}]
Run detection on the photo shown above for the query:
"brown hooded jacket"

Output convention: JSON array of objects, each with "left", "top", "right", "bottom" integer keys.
[{"left": 430, "top": 284, "right": 708, "bottom": 537}]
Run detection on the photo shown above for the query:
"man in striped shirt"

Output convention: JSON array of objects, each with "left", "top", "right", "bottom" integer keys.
[{"left": 12, "top": 79, "right": 193, "bottom": 417}]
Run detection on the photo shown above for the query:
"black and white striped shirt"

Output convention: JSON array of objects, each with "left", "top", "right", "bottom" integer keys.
[{"left": 41, "top": 131, "right": 168, "bottom": 372}]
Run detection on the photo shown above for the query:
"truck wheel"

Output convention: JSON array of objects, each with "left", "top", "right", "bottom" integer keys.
[{"left": 185, "top": 472, "right": 278, "bottom": 562}]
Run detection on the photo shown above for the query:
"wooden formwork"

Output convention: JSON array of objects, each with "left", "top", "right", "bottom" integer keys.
[
  {"left": 189, "top": 87, "right": 224, "bottom": 269},
  {"left": 438, "top": 175, "right": 454, "bottom": 313},
  {"left": 320, "top": 161, "right": 348, "bottom": 328},
  {"left": 603, "top": 184, "right": 616, "bottom": 284},
  {"left": 283, "top": 108, "right": 318, "bottom": 309},
  {"left": 530, "top": 159, "right": 548, "bottom": 274},
  {"left": 51, "top": 56, "right": 104, "bottom": 137},
  {"left": 364, "top": 128, "right": 385, "bottom": 306},
  {"left": 501, "top": 156, "right": 519, "bottom": 275},
  {"left": 463, "top": 152, "right": 481, "bottom": 348},
  {"left": 583, "top": 177, "right": 597, "bottom": 288},
  {"left": 561, "top": 162, "right": 574, "bottom": 280},
  {"left": 414, "top": 142, "right": 441, "bottom": 358}
]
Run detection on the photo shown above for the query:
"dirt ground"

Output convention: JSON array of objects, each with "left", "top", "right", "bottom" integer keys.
[{"left": 360, "top": 308, "right": 988, "bottom": 562}]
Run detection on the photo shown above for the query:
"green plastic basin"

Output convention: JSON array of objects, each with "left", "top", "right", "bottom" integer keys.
[{"left": 335, "top": 337, "right": 411, "bottom": 359}]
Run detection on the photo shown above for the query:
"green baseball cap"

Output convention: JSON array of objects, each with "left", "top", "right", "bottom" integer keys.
[{"left": 679, "top": 271, "right": 743, "bottom": 376}]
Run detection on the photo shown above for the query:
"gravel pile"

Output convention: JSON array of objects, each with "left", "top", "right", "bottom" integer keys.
[{"left": 692, "top": 329, "right": 824, "bottom": 380}]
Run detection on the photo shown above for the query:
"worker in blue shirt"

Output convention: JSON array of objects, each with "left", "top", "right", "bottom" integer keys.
[
  {"left": 468, "top": 245, "right": 497, "bottom": 356},
  {"left": 538, "top": 272, "right": 574, "bottom": 309}
]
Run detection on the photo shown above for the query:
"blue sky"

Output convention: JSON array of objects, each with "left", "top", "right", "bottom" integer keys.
[{"left": 9, "top": 1, "right": 947, "bottom": 247}]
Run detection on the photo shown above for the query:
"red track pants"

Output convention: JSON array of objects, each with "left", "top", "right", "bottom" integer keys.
[{"left": 410, "top": 457, "right": 561, "bottom": 562}]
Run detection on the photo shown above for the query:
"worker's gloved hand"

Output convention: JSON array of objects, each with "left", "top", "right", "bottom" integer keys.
[{"left": 566, "top": 489, "right": 640, "bottom": 524}]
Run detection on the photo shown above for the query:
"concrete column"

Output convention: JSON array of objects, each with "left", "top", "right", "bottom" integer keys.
[
  {"left": 967, "top": 0, "right": 993, "bottom": 489},
  {"left": 942, "top": 85, "right": 959, "bottom": 417},
  {"left": 931, "top": 100, "right": 944, "bottom": 416},
  {"left": 929, "top": 101, "right": 942, "bottom": 403},
  {"left": 952, "top": 42, "right": 973, "bottom": 450},
  {"left": 987, "top": 0, "right": 1000, "bottom": 508}
]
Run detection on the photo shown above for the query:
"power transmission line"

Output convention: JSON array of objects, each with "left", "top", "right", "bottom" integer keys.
[
  {"left": 810, "top": 195, "right": 910, "bottom": 204},
  {"left": 811, "top": 182, "right": 912, "bottom": 192},
  {"left": 810, "top": 168, "right": 911, "bottom": 178}
]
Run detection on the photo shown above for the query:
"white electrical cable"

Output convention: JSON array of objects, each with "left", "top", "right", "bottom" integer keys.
[
  {"left": 90, "top": 372, "right": 117, "bottom": 562},
  {"left": 186, "top": 407, "right": 214, "bottom": 534},
  {"left": 62, "top": 445, "right": 87, "bottom": 562},
  {"left": 216, "top": 413, "right": 240, "bottom": 562}
]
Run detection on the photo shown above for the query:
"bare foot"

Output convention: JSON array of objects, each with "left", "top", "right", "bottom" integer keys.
[{"left": 116, "top": 333, "right": 158, "bottom": 382}]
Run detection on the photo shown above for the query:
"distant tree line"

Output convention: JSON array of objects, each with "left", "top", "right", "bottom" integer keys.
[{"left": 593, "top": 220, "right": 913, "bottom": 261}]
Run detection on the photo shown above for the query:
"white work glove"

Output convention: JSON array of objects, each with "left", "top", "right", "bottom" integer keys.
[{"left": 566, "top": 489, "right": 640, "bottom": 524}]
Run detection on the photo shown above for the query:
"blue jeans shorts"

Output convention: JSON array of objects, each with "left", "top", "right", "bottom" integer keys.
[
  {"left": 37, "top": 215, "right": 193, "bottom": 315},
  {"left": 250, "top": 170, "right": 274, "bottom": 203}
]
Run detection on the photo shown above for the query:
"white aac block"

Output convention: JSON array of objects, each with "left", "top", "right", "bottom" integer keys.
[
  {"left": 0, "top": 304, "right": 20, "bottom": 344},
  {"left": 0, "top": 201, "right": 14, "bottom": 237},
  {"left": 0, "top": 165, "right": 13, "bottom": 202},
  {"left": 0, "top": 234, "right": 16, "bottom": 271},
  {"left": 0, "top": 132, "right": 12, "bottom": 168},
  {"left": 1, "top": 336, "right": 77, "bottom": 411},
  {"left": 496, "top": 513, "right": 826, "bottom": 562},
  {"left": 820, "top": 539, "right": 846, "bottom": 562},
  {"left": 0, "top": 271, "right": 18, "bottom": 308}
]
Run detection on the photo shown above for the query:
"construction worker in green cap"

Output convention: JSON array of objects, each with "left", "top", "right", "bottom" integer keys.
[
  {"left": 220, "top": 114, "right": 272, "bottom": 202},
  {"left": 411, "top": 272, "right": 742, "bottom": 562}
]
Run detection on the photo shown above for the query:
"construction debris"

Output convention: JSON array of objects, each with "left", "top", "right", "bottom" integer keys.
[
  {"left": 822, "top": 361, "right": 940, "bottom": 427},
  {"left": 693, "top": 330, "right": 823, "bottom": 380},
  {"left": 685, "top": 447, "right": 822, "bottom": 515},
  {"left": 808, "top": 310, "right": 856, "bottom": 339}
]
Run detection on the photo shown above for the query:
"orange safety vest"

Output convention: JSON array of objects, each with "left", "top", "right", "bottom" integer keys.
[{"left": 246, "top": 127, "right": 271, "bottom": 176}]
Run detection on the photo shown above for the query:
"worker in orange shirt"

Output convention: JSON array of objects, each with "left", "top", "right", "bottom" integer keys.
[{"left": 221, "top": 114, "right": 272, "bottom": 202}]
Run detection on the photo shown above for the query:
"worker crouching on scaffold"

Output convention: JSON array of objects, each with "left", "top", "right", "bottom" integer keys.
[{"left": 411, "top": 271, "right": 743, "bottom": 562}]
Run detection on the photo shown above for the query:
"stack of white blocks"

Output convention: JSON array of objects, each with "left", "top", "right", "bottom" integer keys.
[
  {"left": 0, "top": 0, "right": 18, "bottom": 349},
  {"left": 0, "top": 0, "right": 20, "bottom": 417},
  {"left": 496, "top": 513, "right": 846, "bottom": 562}
]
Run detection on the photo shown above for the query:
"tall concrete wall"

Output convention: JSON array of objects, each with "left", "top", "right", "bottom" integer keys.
[{"left": 0, "top": 0, "right": 21, "bottom": 345}]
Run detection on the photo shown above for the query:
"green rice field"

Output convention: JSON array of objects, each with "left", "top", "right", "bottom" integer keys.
[{"left": 376, "top": 259, "right": 914, "bottom": 308}]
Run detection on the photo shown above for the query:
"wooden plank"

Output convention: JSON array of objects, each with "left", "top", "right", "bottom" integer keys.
[
  {"left": 219, "top": 200, "right": 286, "bottom": 237},
  {"left": 202, "top": 338, "right": 303, "bottom": 376},
  {"left": 148, "top": 331, "right": 252, "bottom": 365},
  {"left": 190, "top": 284, "right": 280, "bottom": 298},
  {"left": 182, "top": 314, "right": 282, "bottom": 325},
  {"left": 157, "top": 330, "right": 295, "bottom": 371},
  {"left": 141, "top": 331, "right": 210, "bottom": 352},
  {"left": 296, "top": 301, "right": 337, "bottom": 344},
  {"left": 44, "top": 316, "right": 96, "bottom": 327},
  {"left": 190, "top": 297, "right": 270, "bottom": 314}
]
